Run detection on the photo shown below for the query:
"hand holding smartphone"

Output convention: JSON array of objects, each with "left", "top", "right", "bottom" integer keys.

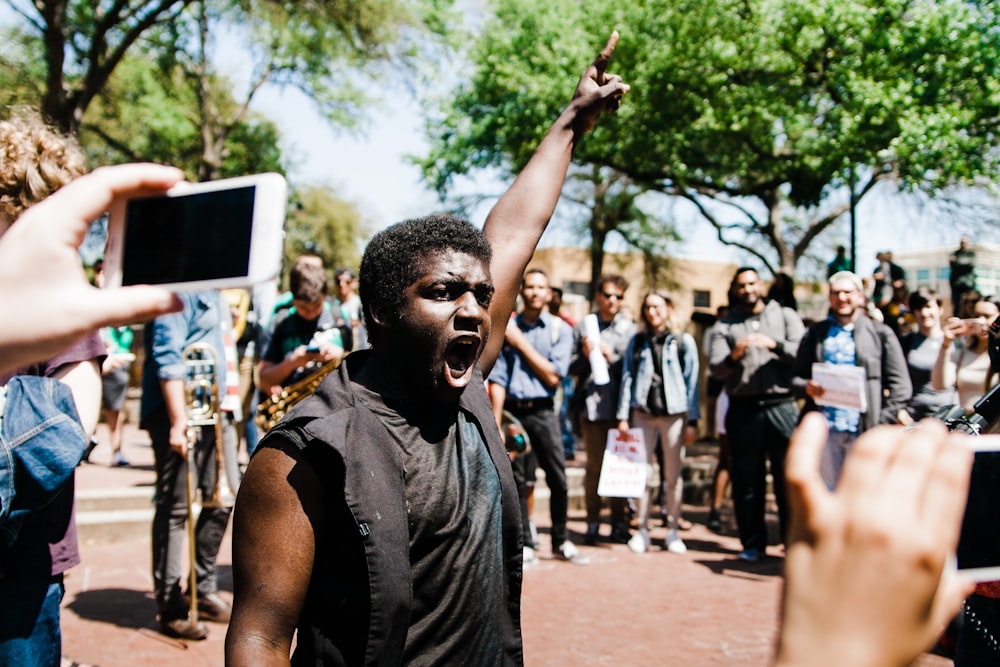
[
  {"left": 103, "top": 173, "right": 287, "bottom": 291},
  {"left": 961, "top": 318, "right": 987, "bottom": 337},
  {"left": 955, "top": 435, "right": 1000, "bottom": 582}
]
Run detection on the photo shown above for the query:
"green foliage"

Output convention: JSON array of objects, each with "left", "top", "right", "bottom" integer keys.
[
  {"left": 0, "top": 26, "right": 47, "bottom": 109},
  {"left": 77, "top": 53, "right": 284, "bottom": 178},
  {"left": 282, "top": 185, "right": 369, "bottom": 286},
  {"left": 420, "top": 0, "right": 1000, "bottom": 275}
]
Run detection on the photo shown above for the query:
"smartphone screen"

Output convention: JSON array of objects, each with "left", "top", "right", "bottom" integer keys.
[
  {"left": 120, "top": 186, "right": 255, "bottom": 286},
  {"left": 956, "top": 448, "right": 1000, "bottom": 577}
]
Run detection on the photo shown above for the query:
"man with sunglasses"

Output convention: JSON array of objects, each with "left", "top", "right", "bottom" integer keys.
[{"left": 569, "top": 274, "right": 636, "bottom": 544}]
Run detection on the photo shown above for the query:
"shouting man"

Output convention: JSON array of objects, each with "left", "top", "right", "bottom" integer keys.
[{"left": 226, "top": 33, "right": 629, "bottom": 665}]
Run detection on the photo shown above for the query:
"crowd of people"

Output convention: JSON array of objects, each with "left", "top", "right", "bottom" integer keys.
[{"left": 0, "top": 29, "right": 993, "bottom": 667}]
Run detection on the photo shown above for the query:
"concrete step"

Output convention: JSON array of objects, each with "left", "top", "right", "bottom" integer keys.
[
  {"left": 76, "top": 507, "right": 153, "bottom": 546},
  {"left": 75, "top": 486, "right": 155, "bottom": 546},
  {"left": 76, "top": 486, "right": 153, "bottom": 513}
]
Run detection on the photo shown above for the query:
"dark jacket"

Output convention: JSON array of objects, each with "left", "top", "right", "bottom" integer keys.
[
  {"left": 793, "top": 316, "right": 912, "bottom": 432},
  {"left": 262, "top": 350, "right": 524, "bottom": 666},
  {"left": 708, "top": 300, "right": 805, "bottom": 399}
]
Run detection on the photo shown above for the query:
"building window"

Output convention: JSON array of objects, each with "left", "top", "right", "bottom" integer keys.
[
  {"left": 916, "top": 268, "right": 930, "bottom": 283},
  {"left": 937, "top": 266, "right": 950, "bottom": 281},
  {"left": 693, "top": 289, "right": 711, "bottom": 309}
]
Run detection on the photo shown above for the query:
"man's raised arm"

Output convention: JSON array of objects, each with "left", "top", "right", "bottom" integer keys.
[{"left": 481, "top": 31, "right": 629, "bottom": 374}]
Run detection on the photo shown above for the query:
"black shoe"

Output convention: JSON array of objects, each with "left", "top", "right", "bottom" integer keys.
[
  {"left": 195, "top": 592, "right": 232, "bottom": 624},
  {"left": 609, "top": 523, "right": 631, "bottom": 544},
  {"left": 707, "top": 509, "right": 722, "bottom": 532},
  {"left": 583, "top": 523, "right": 599, "bottom": 546},
  {"left": 160, "top": 617, "right": 209, "bottom": 640}
]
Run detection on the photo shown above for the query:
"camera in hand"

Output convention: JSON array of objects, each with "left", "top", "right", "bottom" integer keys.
[{"left": 933, "top": 374, "right": 1000, "bottom": 581}]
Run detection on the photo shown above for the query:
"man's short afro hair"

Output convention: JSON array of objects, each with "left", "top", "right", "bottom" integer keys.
[{"left": 359, "top": 213, "right": 492, "bottom": 344}]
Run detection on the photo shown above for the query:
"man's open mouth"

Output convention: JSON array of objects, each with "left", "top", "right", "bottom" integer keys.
[{"left": 444, "top": 338, "right": 480, "bottom": 379}]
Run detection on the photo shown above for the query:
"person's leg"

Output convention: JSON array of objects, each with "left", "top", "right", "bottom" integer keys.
[
  {"left": 148, "top": 415, "right": 194, "bottom": 623},
  {"left": 521, "top": 408, "right": 568, "bottom": 548},
  {"left": 106, "top": 408, "right": 126, "bottom": 465},
  {"left": 709, "top": 433, "right": 731, "bottom": 528},
  {"left": 580, "top": 420, "right": 628, "bottom": 537},
  {"left": 820, "top": 430, "right": 854, "bottom": 490},
  {"left": 726, "top": 401, "right": 769, "bottom": 554},
  {"left": 625, "top": 411, "right": 660, "bottom": 553},
  {"left": 765, "top": 401, "right": 799, "bottom": 543},
  {"left": 220, "top": 413, "right": 241, "bottom": 498},
  {"left": 581, "top": 419, "right": 607, "bottom": 526},
  {"left": 660, "top": 413, "right": 686, "bottom": 531},
  {"left": 193, "top": 424, "right": 234, "bottom": 600},
  {"left": 0, "top": 576, "right": 63, "bottom": 666},
  {"left": 511, "top": 451, "right": 535, "bottom": 549}
]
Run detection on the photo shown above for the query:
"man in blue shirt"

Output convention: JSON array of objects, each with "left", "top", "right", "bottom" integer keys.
[
  {"left": 793, "top": 271, "right": 911, "bottom": 488},
  {"left": 141, "top": 291, "right": 234, "bottom": 640},
  {"left": 489, "top": 268, "right": 587, "bottom": 565}
]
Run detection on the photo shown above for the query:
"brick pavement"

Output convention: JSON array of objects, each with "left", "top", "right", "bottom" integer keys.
[{"left": 60, "top": 426, "right": 953, "bottom": 666}]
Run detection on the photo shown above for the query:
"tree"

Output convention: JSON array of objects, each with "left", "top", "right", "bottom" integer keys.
[
  {"left": 419, "top": 0, "right": 1000, "bottom": 277},
  {"left": 560, "top": 166, "right": 678, "bottom": 298},
  {"left": 282, "top": 185, "right": 369, "bottom": 286},
  {"left": 2, "top": 0, "right": 456, "bottom": 178}
]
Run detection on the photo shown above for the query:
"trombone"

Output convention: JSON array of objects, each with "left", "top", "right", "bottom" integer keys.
[{"left": 181, "top": 342, "right": 237, "bottom": 623}]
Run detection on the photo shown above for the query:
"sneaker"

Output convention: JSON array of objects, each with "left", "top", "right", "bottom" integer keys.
[
  {"left": 556, "top": 540, "right": 590, "bottom": 565},
  {"left": 627, "top": 529, "right": 650, "bottom": 554},
  {"left": 707, "top": 508, "right": 722, "bottom": 532},
  {"left": 522, "top": 546, "right": 538, "bottom": 568},
  {"left": 738, "top": 548, "right": 761, "bottom": 562},
  {"left": 665, "top": 529, "right": 687, "bottom": 554},
  {"left": 112, "top": 451, "right": 130, "bottom": 467},
  {"left": 584, "top": 522, "right": 600, "bottom": 546}
]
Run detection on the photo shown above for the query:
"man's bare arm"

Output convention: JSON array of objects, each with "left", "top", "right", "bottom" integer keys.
[
  {"left": 226, "top": 443, "right": 324, "bottom": 666},
  {"left": 481, "top": 31, "right": 629, "bottom": 374}
]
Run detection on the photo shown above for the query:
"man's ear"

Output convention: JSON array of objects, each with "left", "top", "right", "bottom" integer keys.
[{"left": 368, "top": 302, "right": 394, "bottom": 329}]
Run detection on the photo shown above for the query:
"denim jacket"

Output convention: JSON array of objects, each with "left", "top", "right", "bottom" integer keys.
[
  {"left": 0, "top": 376, "right": 87, "bottom": 550},
  {"left": 617, "top": 331, "right": 700, "bottom": 421}
]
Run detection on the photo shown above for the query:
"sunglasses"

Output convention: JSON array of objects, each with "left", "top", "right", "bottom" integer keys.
[{"left": 601, "top": 292, "right": 623, "bottom": 301}]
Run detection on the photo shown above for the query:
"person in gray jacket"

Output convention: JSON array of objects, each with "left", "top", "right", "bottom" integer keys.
[
  {"left": 569, "top": 274, "right": 636, "bottom": 545},
  {"left": 708, "top": 267, "right": 804, "bottom": 562},
  {"left": 617, "top": 290, "right": 699, "bottom": 554},
  {"left": 793, "top": 271, "right": 911, "bottom": 488}
]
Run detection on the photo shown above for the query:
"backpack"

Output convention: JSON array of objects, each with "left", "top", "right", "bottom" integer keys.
[{"left": 0, "top": 376, "right": 88, "bottom": 550}]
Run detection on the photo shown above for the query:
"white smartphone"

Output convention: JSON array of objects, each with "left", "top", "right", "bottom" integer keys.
[
  {"left": 955, "top": 435, "right": 1000, "bottom": 582},
  {"left": 103, "top": 172, "right": 287, "bottom": 291}
]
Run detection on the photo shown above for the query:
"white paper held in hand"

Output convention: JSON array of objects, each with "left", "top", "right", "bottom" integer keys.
[
  {"left": 597, "top": 428, "right": 647, "bottom": 498},
  {"left": 584, "top": 313, "right": 610, "bottom": 385}
]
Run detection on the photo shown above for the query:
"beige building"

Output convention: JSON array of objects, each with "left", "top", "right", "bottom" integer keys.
[
  {"left": 528, "top": 246, "right": 738, "bottom": 327},
  {"left": 894, "top": 242, "right": 1000, "bottom": 311}
]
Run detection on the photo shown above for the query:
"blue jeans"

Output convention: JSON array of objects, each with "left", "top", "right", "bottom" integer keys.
[
  {"left": 0, "top": 576, "right": 63, "bottom": 666},
  {"left": 821, "top": 429, "right": 858, "bottom": 490}
]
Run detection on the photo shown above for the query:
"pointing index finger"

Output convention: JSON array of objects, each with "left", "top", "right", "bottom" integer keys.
[{"left": 593, "top": 30, "right": 620, "bottom": 82}]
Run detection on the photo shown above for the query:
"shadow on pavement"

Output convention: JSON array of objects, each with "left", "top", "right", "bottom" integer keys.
[
  {"left": 66, "top": 588, "right": 157, "bottom": 629},
  {"left": 693, "top": 555, "right": 784, "bottom": 579}
]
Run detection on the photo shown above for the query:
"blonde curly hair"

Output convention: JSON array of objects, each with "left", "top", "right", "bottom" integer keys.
[{"left": 0, "top": 110, "right": 86, "bottom": 225}]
